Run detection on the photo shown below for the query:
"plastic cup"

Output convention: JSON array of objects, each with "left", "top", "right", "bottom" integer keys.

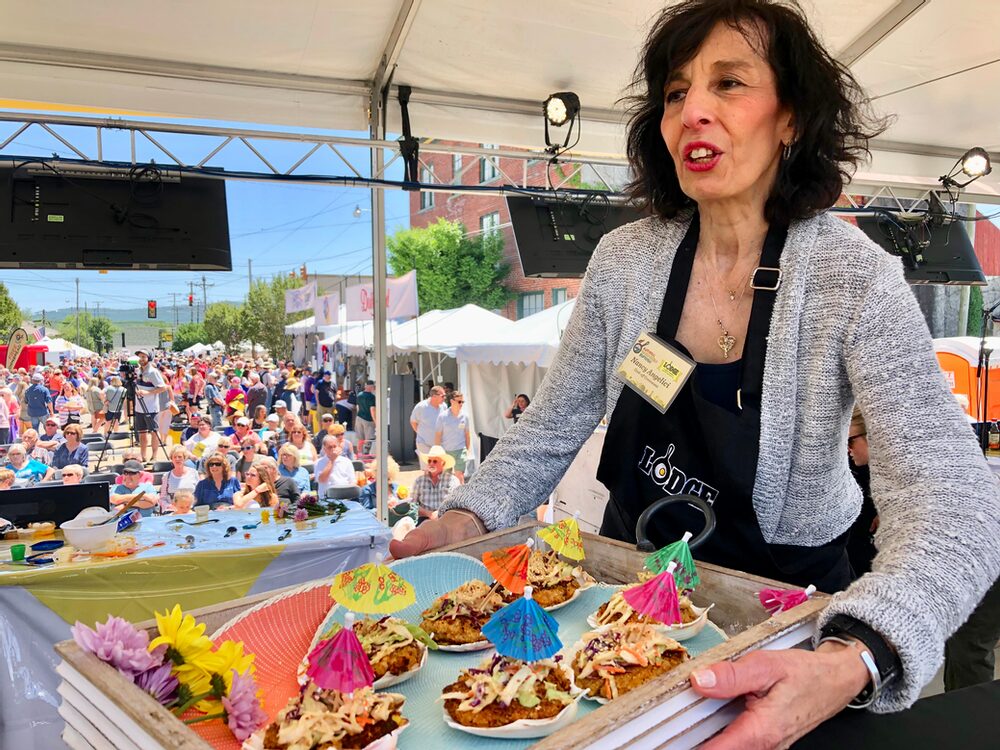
[
  {"left": 10, "top": 544, "right": 26, "bottom": 561},
  {"left": 195, "top": 505, "right": 210, "bottom": 521}
]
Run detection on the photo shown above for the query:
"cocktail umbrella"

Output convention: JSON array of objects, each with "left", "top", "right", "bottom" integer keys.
[
  {"left": 305, "top": 612, "right": 374, "bottom": 692},
  {"left": 329, "top": 563, "right": 416, "bottom": 614},
  {"left": 644, "top": 531, "right": 700, "bottom": 591},
  {"left": 537, "top": 511, "right": 585, "bottom": 561},
  {"left": 622, "top": 561, "right": 682, "bottom": 626},
  {"left": 758, "top": 584, "right": 816, "bottom": 615},
  {"left": 482, "top": 537, "right": 534, "bottom": 597},
  {"left": 482, "top": 586, "right": 562, "bottom": 661}
]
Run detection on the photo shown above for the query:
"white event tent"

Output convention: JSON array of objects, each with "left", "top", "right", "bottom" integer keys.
[{"left": 38, "top": 336, "right": 98, "bottom": 362}]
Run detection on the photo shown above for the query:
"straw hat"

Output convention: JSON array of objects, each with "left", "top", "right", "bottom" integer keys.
[{"left": 418, "top": 445, "right": 455, "bottom": 471}]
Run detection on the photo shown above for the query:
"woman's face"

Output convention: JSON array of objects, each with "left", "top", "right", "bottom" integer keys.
[
  {"left": 172, "top": 453, "right": 186, "bottom": 469},
  {"left": 660, "top": 23, "right": 793, "bottom": 211},
  {"left": 516, "top": 396, "right": 528, "bottom": 410},
  {"left": 64, "top": 429, "right": 78, "bottom": 445},
  {"left": 245, "top": 468, "right": 261, "bottom": 487},
  {"left": 281, "top": 452, "right": 295, "bottom": 469},
  {"left": 8, "top": 450, "right": 26, "bottom": 468}
]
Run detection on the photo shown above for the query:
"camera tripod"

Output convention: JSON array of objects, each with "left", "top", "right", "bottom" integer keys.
[{"left": 93, "top": 375, "right": 170, "bottom": 472}]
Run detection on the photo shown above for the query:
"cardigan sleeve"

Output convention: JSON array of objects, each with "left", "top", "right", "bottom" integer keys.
[
  {"left": 439, "top": 238, "right": 613, "bottom": 529},
  {"left": 817, "top": 251, "right": 1000, "bottom": 712}
]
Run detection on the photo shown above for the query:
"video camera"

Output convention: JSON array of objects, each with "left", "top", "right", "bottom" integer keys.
[{"left": 119, "top": 357, "right": 140, "bottom": 382}]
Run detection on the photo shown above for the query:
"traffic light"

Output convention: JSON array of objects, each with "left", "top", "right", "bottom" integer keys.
[
  {"left": 147, "top": 300, "right": 157, "bottom": 319},
  {"left": 188, "top": 294, "right": 194, "bottom": 307},
  {"left": 300, "top": 264, "right": 308, "bottom": 280}
]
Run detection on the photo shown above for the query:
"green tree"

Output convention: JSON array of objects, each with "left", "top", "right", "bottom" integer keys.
[
  {"left": 0, "top": 282, "right": 24, "bottom": 340},
  {"left": 203, "top": 302, "right": 247, "bottom": 354},
  {"left": 58, "top": 313, "right": 115, "bottom": 352},
  {"left": 967, "top": 285, "right": 984, "bottom": 338},
  {"left": 245, "top": 274, "right": 307, "bottom": 361},
  {"left": 387, "top": 218, "right": 513, "bottom": 311},
  {"left": 172, "top": 322, "right": 208, "bottom": 352}
]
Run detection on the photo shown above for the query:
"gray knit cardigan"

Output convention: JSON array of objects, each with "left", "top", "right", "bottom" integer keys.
[{"left": 442, "top": 210, "right": 1000, "bottom": 711}]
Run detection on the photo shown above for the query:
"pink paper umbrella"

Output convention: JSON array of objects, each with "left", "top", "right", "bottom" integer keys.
[
  {"left": 305, "top": 612, "right": 374, "bottom": 692},
  {"left": 622, "top": 561, "right": 682, "bottom": 626},
  {"left": 758, "top": 584, "right": 816, "bottom": 615}
]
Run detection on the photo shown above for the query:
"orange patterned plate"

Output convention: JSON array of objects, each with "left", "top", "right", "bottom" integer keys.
[{"left": 189, "top": 582, "right": 334, "bottom": 749}]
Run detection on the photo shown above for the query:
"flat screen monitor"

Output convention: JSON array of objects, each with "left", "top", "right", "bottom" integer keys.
[
  {"left": 855, "top": 214, "right": 986, "bottom": 286},
  {"left": 0, "top": 163, "right": 231, "bottom": 270},
  {"left": 0, "top": 482, "right": 110, "bottom": 526},
  {"left": 507, "top": 195, "right": 645, "bottom": 277}
]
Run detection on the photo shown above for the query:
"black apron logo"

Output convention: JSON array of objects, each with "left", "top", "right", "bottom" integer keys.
[{"left": 638, "top": 444, "right": 720, "bottom": 504}]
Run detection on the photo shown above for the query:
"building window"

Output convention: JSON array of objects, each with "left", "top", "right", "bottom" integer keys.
[
  {"left": 551, "top": 288, "right": 567, "bottom": 306},
  {"left": 479, "top": 211, "right": 500, "bottom": 234},
  {"left": 517, "top": 292, "right": 544, "bottom": 319},
  {"left": 420, "top": 165, "right": 435, "bottom": 210},
  {"left": 452, "top": 153, "right": 463, "bottom": 183},
  {"left": 480, "top": 144, "right": 499, "bottom": 183}
]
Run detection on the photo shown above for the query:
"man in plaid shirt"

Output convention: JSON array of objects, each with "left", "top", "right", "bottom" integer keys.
[{"left": 412, "top": 445, "right": 460, "bottom": 520}]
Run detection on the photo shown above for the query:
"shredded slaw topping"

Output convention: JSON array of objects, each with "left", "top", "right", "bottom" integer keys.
[
  {"left": 421, "top": 580, "right": 502, "bottom": 621},
  {"left": 274, "top": 685, "right": 404, "bottom": 750},
  {"left": 441, "top": 654, "right": 575, "bottom": 714},
  {"left": 524, "top": 550, "right": 595, "bottom": 589},
  {"left": 572, "top": 624, "right": 687, "bottom": 700},
  {"left": 322, "top": 617, "right": 436, "bottom": 666},
  {"left": 595, "top": 584, "right": 696, "bottom": 627}
]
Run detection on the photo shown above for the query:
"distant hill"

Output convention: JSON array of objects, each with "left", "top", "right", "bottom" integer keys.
[{"left": 33, "top": 304, "right": 241, "bottom": 325}]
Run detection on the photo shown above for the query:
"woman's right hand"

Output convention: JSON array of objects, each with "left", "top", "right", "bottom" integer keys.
[{"left": 388, "top": 509, "right": 486, "bottom": 559}]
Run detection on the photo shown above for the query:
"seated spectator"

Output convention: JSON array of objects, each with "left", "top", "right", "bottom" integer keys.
[
  {"left": 194, "top": 456, "right": 242, "bottom": 508},
  {"left": 19, "top": 429, "right": 51, "bottom": 464},
  {"left": 278, "top": 413, "right": 299, "bottom": 446},
  {"left": 184, "top": 419, "right": 220, "bottom": 465},
  {"left": 111, "top": 459, "right": 159, "bottom": 512},
  {"left": 232, "top": 463, "right": 279, "bottom": 509},
  {"left": 256, "top": 455, "right": 300, "bottom": 504},
  {"left": 273, "top": 400, "right": 290, "bottom": 426},
  {"left": 52, "top": 424, "right": 90, "bottom": 470},
  {"left": 315, "top": 435, "right": 356, "bottom": 497},
  {"left": 170, "top": 489, "right": 195, "bottom": 514},
  {"left": 227, "top": 417, "right": 261, "bottom": 448},
  {"left": 286, "top": 422, "right": 317, "bottom": 464},
  {"left": 160, "top": 445, "right": 199, "bottom": 509},
  {"left": 411, "top": 446, "right": 460, "bottom": 520},
  {"left": 251, "top": 404, "right": 267, "bottom": 431},
  {"left": 277, "top": 444, "right": 310, "bottom": 495},
  {"left": 61, "top": 464, "right": 85, "bottom": 485},
  {"left": 115, "top": 448, "right": 155, "bottom": 485},
  {"left": 181, "top": 412, "right": 204, "bottom": 442},
  {"left": 0, "top": 468, "right": 14, "bottom": 490},
  {"left": 313, "top": 416, "right": 354, "bottom": 460},
  {"left": 36, "top": 417, "right": 66, "bottom": 452},
  {"left": 262, "top": 413, "right": 280, "bottom": 438},
  {"left": 5, "top": 444, "right": 53, "bottom": 485},
  {"left": 234, "top": 438, "right": 260, "bottom": 483},
  {"left": 358, "top": 456, "right": 403, "bottom": 515}
]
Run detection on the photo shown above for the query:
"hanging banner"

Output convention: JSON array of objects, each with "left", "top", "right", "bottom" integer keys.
[
  {"left": 344, "top": 271, "right": 420, "bottom": 322},
  {"left": 284, "top": 281, "right": 317, "bottom": 314},
  {"left": 5, "top": 328, "right": 28, "bottom": 371},
  {"left": 313, "top": 292, "right": 340, "bottom": 327}
]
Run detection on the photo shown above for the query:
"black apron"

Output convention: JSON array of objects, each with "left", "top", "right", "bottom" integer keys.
[{"left": 597, "top": 214, "right": 852, "bottom": 592}]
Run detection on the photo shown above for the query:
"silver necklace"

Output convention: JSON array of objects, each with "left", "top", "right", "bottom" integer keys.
[{"left": 705, "top": 253, "right": 760, "bottom": 359}]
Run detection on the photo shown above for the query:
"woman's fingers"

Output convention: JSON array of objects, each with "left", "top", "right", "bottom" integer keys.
[{"left": 691, "top": 651, "right": 784, "bottom": 699}]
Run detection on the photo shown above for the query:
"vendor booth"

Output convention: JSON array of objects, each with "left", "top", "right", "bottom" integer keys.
[{"left": 933, "top": 336, "right": 1000, "bottom": 420}]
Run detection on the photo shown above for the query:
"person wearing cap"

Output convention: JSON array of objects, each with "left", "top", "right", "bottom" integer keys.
[
  {"left": 355, "top": 380, "right": 376, "bottom": 452},
  {"left": 36, "top": 417, "right": 66, "bottom": 452},
  {"left": 110, "top": 459, "right": 159, "bottom": 513},
  {"left": 24, "top": 372, "right": 54, "bottom": 431},
  {"left": 315, "top": 371, "right": 337, "bottom": 426},
  {"left": 181, "top": 412, "right": 203, "bottom": 442},
  {"left": 227, "top": 417, "right": 261, "bottom": 448},
  {"left": 411, "top": 445, "right": 460, "bottom": 520},
  {"left": 312, "top": 414, "right": 350, "bottom": 457},
  {"left": 135, "top": 350, "right": 170, "bottom": 463}
]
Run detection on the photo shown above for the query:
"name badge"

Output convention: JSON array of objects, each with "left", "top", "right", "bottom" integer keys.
[{"left": 616, "top": 332, "right": 696, "bottom": 414}]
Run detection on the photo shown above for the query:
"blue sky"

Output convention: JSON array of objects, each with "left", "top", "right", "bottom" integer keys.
[{"left": 0, "top": 110, "right": 411, "bottom": 314}]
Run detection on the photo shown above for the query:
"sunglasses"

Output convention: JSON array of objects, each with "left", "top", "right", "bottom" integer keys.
[
  {"left": 427, "top": 458, "right": 443, "bottom": 465},
  {"left": 848, "top": 433, "right": 867, "bottom": 444},
  {"left": 208, "top": 463, "right": 224, "bottom": 468},
  {"left": 453, "top": 399, "right": 464, "bottom": 403},
  {"left": 123, "top": 470, "right": 139, "bottom": 475}
]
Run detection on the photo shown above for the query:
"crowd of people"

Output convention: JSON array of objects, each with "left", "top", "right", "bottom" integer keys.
[{"left": 0, "top": 349, "right": 481, "bottom": 523}]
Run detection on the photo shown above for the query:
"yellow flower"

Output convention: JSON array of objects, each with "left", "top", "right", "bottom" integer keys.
[
  {"left": 149, "top": 605, "right": 214, "bottom": 668},
  {"left": 177, "top": 640, "right": 257, "bottom": 712}
]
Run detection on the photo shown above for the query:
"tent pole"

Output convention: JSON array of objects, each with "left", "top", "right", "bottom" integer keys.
[{"left": 369, "top": 86, "right": 389, "bottom": 527}]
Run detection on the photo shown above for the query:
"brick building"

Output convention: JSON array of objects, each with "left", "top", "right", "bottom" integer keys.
[{"left": 408, "top": 142, "right": 583, "bottom": 320}]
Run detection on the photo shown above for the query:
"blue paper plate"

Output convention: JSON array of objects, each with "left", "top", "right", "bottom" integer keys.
[{"left": 30, "top": 540, "right": 64, "bottom": 552}]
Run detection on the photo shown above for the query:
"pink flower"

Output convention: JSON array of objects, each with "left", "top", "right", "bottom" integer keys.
[
  {"left": 221, "top": 669, "right": 267, "bottom": 742},
  {"left": 133, "top": 662, "right": 179, "bottom": 706},
  {"left": 71, "top": 615, "right": 162, "bottom": 675},
  {"left": 293, "top": 507, "right": 308, "bottom": 522}
]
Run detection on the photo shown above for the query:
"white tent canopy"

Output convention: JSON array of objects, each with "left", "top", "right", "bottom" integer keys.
[
  {"left": 388, "top": 304, "right": 515, "bottom": 357},
  {"left": 2, "top": 1, "right": 1000, "bottom": 200},
  {"left": 38, "top": 336, "right": 97, "bottom": 361},
  {"left": 457, "top": 299, "right": 576, "bottom": 368}
]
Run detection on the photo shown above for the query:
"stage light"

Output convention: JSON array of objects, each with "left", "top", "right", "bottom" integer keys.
[
  {"left": 543, "top": 92, "right": 581, "bottom": 154},
  {"left": 940, "top": 146, "right": 993, "bottom": 190}
]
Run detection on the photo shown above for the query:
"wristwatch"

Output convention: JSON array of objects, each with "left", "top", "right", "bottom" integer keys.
[{"left": 818, "top": 614, "right": 902, "bottom": 709}]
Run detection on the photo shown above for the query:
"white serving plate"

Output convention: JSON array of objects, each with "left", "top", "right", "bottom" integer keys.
[{"left": 587, "top": 603, "right": 715, "bottom": 642}]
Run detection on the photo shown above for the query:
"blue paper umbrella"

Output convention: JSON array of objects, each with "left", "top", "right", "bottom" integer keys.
[{"left": 482, "top": 586, "right": 562, "bottom": 661}]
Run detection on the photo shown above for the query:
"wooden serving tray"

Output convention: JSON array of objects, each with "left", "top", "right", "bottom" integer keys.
[{"left": 54, "top": 522, "right": 828, "bottom": 749}]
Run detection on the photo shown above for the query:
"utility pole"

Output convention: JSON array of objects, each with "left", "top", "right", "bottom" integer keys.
[
  {"left": 171, "top": 293, "right": 178, "bottom": 332},
  {"left": 200, "top": 275, "right": 214, "bottom": 323},
  {"left": 75, "top": 277, "right": 80, "bottom": 345},
  {"left": 247, "top": 259, "right": 253, "bottom": 293}
]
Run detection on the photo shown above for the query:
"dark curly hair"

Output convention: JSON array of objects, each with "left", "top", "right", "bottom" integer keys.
[{"left": 624, "top": 0, "right": 888, "bottom": 225}]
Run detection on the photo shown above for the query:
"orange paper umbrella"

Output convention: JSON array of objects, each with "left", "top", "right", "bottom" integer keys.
[
  {"left": 537, "top": 511, "right": 585, "bottom": 561},
  {"left": 622, "top": 561, "right": 682, "bottom": 626},
  {"left": 482, "top": 537, "right": 534, "bottom": 596}
]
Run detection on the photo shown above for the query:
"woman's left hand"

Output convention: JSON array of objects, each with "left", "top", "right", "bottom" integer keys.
[{"left": 689, "top": 641, "right": 871, "bottom": 749}]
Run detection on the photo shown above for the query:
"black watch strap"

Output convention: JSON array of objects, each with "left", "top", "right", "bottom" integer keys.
[{"left": 820, "top": 614, "right": 902, "bottom": 687}]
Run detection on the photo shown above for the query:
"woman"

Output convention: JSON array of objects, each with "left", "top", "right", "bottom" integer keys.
[
  {"left": 234, "top": 438, "right": 259, "bottom": 483},
  {"left": 503, "top": 394, "right": 531, "bottom": 424},
  {"left": 159, "top": 444, "right": 199, "bottom": 511},
  {"left": 4, "top": 444, "right": 52, "bottom": 484},
  {"left": 232, "top": 464, "right": 279, "bottom": 510},
  {"left": 286, "top": 423, "right": 317, "bottom": 464},
  {"left": 224, "top": 376, "right": 245, "bottom": 419},
  {"left": 103, "top": 376, "right": 126, "bottom": 435},
  {"left": 193, "top": 456, "right": 241, "bottom": 508},
  {"left": 85, "top": 376, "right": 106, "bottom": 433},
  {"left": 251, "top": 404, "right": 267, "bottom": 431},
  {"left": 0, "top": 388, "right": 11, "bottom": 444},
  {"left": 55, "top": 382, "right": 87, "bottom": 427},
  {"left": 391, "top": 2, "right": 998, "bottom": 746},
  {"left": 277, "top": 443, "right": 310, "bottom": 495},
  {"left": 14, "top": 371, "right": 30, "bottom": 434},
  {"left": 51, "top": 423, "right": 89, "bottom": 470},
  {"left": 0, "top": 468, "right": 15, "bottom": 490},
  {"left": 435, "top": 391, "right": 471, "bottom": 483}
]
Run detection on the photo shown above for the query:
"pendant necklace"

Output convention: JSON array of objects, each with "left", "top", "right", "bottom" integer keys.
[{"left": 706, "top": 252, "right": 760, "bottom": 359}]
